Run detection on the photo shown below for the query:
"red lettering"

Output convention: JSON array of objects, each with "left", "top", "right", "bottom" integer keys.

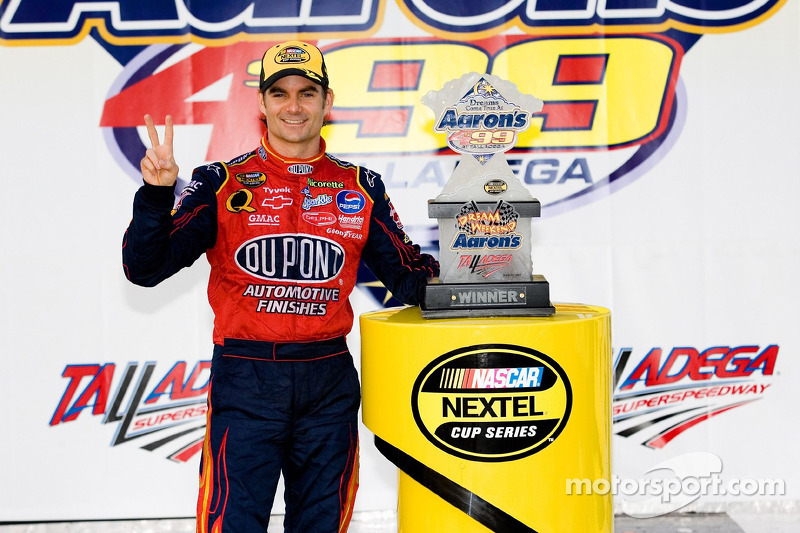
[
  {"left": 656, "top": 347, "right": 695, "bottom": 385},
  {"left": 718, "top": 345, "right": 759, "bottom": 377},
  {"left": 688, "top": 346, "right": 728, "bottom": 380},
  {"left": 145, "top": 361, "right": 211, "bottom": 404},
  {"left": 50, "top": 364, "right": 115, "bottom": 425},
  {"left": 619, "top": 348, "right": 662, "bottom": 390}
]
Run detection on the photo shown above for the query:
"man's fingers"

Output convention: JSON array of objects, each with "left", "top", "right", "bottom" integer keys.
[
  {"left": 144, "top": 148, "right": 162, "bottom": 170},
  {"left": 144, "top": 114, "right": 161, "bottom": 149},
  {"left": 163, "top": 115, "right": 174, "bottom": 148}
]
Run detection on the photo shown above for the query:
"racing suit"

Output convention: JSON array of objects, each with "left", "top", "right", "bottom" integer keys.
[{"left": 123, "top": 135, "right": 439, "bottom": 532}]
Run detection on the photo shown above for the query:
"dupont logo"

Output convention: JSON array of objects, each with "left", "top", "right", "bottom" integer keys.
[
  {"left": 336, "top": 190, "right": 365, "bottom": 214},
  {"left": 234, "top": 234, "right": 345, "bottom": 282},
  {"left": 412, "top": 344, "right": 572, "bottom": 462},
  {"left": 288, "top": 164, "right": 313, "bottom": 175}
]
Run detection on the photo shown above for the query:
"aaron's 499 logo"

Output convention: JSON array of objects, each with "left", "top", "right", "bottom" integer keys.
[{"left": 411, "top": 344, "right": 572, "bottom": 462}]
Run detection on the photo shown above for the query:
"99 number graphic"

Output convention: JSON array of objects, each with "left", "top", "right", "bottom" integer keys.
[{"left": 471, "top": 130, "right": 515, "bottom": 145}]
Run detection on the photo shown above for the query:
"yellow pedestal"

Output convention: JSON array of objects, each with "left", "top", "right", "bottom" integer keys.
[{"left": 360, "top": 304, "right": 612, "bottom": 533}]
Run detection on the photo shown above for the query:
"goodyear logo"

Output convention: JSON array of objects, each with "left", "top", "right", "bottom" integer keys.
[{"left": 412, "top": 344, "right": 572, "bottom": 462}]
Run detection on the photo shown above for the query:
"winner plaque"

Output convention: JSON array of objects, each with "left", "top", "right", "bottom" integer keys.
[{"left": 421, "top": 73, "right": 555, "bottom": 318}]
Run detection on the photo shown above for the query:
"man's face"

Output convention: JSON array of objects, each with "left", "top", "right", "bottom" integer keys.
[{"left": 259, "top": 75, "right": 333, "bottom": 159}]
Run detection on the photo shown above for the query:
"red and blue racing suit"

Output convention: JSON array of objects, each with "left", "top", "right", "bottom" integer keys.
[{"left": 123, "top": 135, "right": 438, "bottom": 532}]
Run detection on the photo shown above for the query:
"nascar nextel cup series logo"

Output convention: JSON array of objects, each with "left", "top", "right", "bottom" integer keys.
[
  {"left": 612, "top": 344, "right": 778, "bottom": 449},
  {"left": 412, "top": 344, "right": 572, "bottom": 462}
]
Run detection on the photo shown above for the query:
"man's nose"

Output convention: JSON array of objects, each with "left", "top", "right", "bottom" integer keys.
[{"left": 286, "top": 95, "right": 302, "bottom": 112}]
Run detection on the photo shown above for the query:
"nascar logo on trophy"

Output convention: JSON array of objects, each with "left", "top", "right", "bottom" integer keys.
[{"left": 421, "top": 73, "right": 555, "bottom": 318}]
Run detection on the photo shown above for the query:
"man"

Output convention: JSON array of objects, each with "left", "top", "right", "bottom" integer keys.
[{"left": 123, "top": 40, "right": 439, "bottom": 532}]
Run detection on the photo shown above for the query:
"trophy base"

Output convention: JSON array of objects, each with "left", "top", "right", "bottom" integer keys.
[{"left": 421, "top": 275, "right": 555, "bottom": 319}]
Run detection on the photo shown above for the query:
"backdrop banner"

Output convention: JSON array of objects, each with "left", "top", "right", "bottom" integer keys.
[{"left": 1, "top": 0, "right": 797, "bottom": 521}]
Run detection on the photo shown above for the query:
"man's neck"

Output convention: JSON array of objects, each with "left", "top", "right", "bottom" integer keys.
[{"left": 267, "top": 135, "right": 322, "bottom": 160}]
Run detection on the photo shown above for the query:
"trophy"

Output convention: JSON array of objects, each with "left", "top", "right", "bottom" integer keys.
[{"left": 421, "top": 73, "right": 555, "bottom": 318}]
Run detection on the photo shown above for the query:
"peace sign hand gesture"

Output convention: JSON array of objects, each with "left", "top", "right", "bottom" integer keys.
[{"left": 140, "top": 114, "right": 179, "bottom": 187}]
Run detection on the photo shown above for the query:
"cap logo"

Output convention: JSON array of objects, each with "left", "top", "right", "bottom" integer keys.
[{"left": 275, "top": 46, "right": 310, "bottom": 65}]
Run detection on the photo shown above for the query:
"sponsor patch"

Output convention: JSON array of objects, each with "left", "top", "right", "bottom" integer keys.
[
  {"left": 235, "top": 234, "right": 345, "bottom": 282},
  {"left": 303, "top": 211, "right": 337, "bottom": 226},
  {"left": 338, "top": 214, "right": 364, "bottom": 229},
  {"left": 248, "top": 213, "right": 280, "bottom": 226},
  {"left": 226, "top": 189, "right": 257, "bottom": 213},
  {"left": 236, "top": 172, "right": 267, "bottom": 187},
  {"left": 288, "top": 164, "right": 314, "bottom": 175},
  {"left": 337, "top": 190, "right": 366, "bottom": 214},
  {"left": 308, "top": 177, "right": 344, "bottom": 188},
  {"left": 261, "top": 195, "right": 293, "bottom": 209}
]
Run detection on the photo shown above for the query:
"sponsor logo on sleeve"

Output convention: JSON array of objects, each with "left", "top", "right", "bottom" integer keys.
[{"left": 336, "top": 190, "right": 366, "bottom": 214}]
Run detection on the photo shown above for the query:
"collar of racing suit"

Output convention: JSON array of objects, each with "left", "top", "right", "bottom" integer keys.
[{"left": 258, "top": 133, "right": 327, "bottom": 177}]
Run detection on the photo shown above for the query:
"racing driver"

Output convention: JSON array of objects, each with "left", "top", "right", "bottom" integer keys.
[{"left": 122, "top": 40, "right": 439, "bottom": 532}]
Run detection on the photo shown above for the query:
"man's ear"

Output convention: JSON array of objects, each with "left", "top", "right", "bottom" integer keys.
[
  {"left": 257, "top": 90, "right": 267, "bottom": 116},
  {"left": 324, "top": 88, "right": 334, "bottom": 120}
]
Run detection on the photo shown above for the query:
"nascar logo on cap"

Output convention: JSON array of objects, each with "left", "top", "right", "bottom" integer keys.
[
  {"left": 275, "top": 46, "right": 311, "bottom": 64},
  {"left": 337, "top": 190, "right": 365, "bottom": 214}
]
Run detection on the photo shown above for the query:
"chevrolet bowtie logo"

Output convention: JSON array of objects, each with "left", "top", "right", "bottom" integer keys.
[{"left": 262, "top": 195, "right": 293, "bottom": 209}]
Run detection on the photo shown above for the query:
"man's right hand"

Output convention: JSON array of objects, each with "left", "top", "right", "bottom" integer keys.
[{"left": 140, "top": 114, "right": 179, "bottom": 187}]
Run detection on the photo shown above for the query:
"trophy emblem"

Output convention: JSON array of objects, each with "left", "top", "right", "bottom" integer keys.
[{"left": 421, "top": 73, "right": 555, "bottom": 318}]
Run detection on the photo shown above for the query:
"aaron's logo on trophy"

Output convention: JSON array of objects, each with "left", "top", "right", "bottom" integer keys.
[{"left": 421, "top": 73, "right": 555, "bottom": 318}]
